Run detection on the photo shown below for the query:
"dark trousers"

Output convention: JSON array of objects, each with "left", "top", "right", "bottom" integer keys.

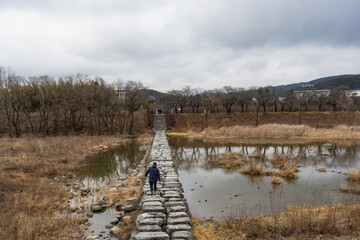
[{"left": 150, "top": 182, "right": 157, "bottom": 192}]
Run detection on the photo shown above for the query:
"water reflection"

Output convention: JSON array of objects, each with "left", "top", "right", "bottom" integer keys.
[
  {"left": 168, "top": 137, "right": 360, "bottom": 220},
  {"left": 78, "top": 141, "right": 146, "bottom": 238},
  {"left": 170, "top": 138, "right": 360, "bottom": 171},
  {"left": 80, "top": 141, "right": 145, "bottom": 188}
]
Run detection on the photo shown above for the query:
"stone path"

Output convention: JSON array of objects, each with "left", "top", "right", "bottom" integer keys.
[{"left": 131, "top": 115, "right": 193, "bottom": 240}]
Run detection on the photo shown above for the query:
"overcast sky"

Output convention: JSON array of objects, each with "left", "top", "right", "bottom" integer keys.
[{"left": 0, "top": 0, "right": 359, "bottom": 91}]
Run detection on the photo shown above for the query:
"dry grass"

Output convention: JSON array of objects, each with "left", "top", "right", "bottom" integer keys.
[
  {"left": 270, "top": 154, "right": 289, "bottom": 168},
  {"left": 272, "top": 176, "right": 282, "bottom": 185},
  {"left": 240, "top": 162, "right": 265, "bottom": 176},
  {"left": 212, "top": 152, "right": 245, "bottom": 168},
  {"left": 277, "top": 162, "right": 299, "bottom": 179},
  {"left": 172, "top": 112, "right": 360, "bottom": 132},
  {"left": 166, "top": 132, "right": 188, "bottom": 136},
  {"left": 341, "top": 170, "right": 360, "bottom": 195},
  {"left": 340, "top": 183, "right": 360, "bottom": 195},
  {"left": 251, "top": 151, "right": 261, "bottom": 158},
  {"left": 191, "top": 217, "right": 220, "bottom": 240},
  {"left": 0, "top": 135, "right": 124, "bottom": 240},
  {"left": 347, "top": 169, "right": 360, "bottom": 182},
  {"left": 192, "top": 203, "right": 360, "bottom": 239},
  {"left": 317, "top": 168, "right": 327, "bottom": 173},
  {"left": 115, "top": 212, "right": 137, "bottom": 238},
  {"left": 189, "top": 124, "right": 360, "bottom": 140},
  {"left": 240, "top": 161, "right": 299, "bottom": 179},
  {"left": 104, "top": 171, "right": 144, "bottom": 205}
]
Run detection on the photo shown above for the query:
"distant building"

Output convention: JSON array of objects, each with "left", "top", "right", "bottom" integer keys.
[
  {"left": 294, "top": 89, "right": 330, "bottom": 98},
  {"left": 301, "top": 84, "right": 314, "bottom": 88},
  {"left": 116, "top": 89, "right": 126, "bottom": 101},
  {"left": 344, "top": 90, "right": 360, "bottom": 97}
]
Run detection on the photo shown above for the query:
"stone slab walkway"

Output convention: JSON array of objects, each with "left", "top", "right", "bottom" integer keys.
[{"left": 131, "top": 115, "right": 193, "bottom": 240}]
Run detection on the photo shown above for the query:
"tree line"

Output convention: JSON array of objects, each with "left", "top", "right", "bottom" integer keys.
[
  {"left": 0, "top": 67, "right": 147, "bottom": 137},
  {"left": 1, "top": 66, "right": 359, "bottom": 137},
  {"left": 162, "top": 86, "right": 360, "bottom": 114}
]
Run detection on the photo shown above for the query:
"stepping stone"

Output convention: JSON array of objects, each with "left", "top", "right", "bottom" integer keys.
[
  {"left": 166, "top": 206, "right": 186, "bottom": 213},
  {"left": 163, "top": 178, "right": 179, "bottom": 182},
  {"left": 163, "top": 192, "right": 181, "bottom": 198},
  {"left": 142, "top": 201, "right": 163, "bottom": 207},
  {"left": 167, "top": 217, "right": 191, "bottom": 225},
  {"left": 137, "top": 225, "right": 162, "bottom": 232},
  {"left": 138, "top": 218, "right": 164, "bottom": 226},
  {"left": 160, "top": 188, "right": 180, "bottom": 192},
  {"left": 171, "top": 231, "right": 193, "bottom": 240},
  {"left": 164, "top": 201, "right": 185, "bottom": 208},
  {"left": 136, "top": 212, "right": 166, "bottom": 221},
  {"left": 142, "top": 196, "right": 165, "bottom": 203},
  {"left": 141, "top": 206, "right": 165, "bottom": 213},
  {"left": 168, "top": 212, "right": 188, "bottom": 218},
  {"left": 166, "top": 224, "right": 192, "bottom": 235},
  {"left": 164, "top": 183, "right": 180, "bottom": 188},
  {"left": 167, "top": 197, "right": 183, "bottom": 202}
]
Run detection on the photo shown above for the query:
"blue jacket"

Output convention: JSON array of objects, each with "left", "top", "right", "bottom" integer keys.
[{"left": 145, "top": 164, "right": 160, "bottom": 183}]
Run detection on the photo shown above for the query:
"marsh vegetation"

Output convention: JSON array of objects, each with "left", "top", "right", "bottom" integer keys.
[
  {"left": 0, "top": 136, "right": 121, "bottom": 240},
  {"left": 169, "top": 136, "right": 360, "bottom": 239}
]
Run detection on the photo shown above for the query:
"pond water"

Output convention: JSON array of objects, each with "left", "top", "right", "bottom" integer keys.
[
  {"left": 80, "top": 141, "right": 146, "bottom": 189},
  {"left": 168, "top": 137, "right": 360, "bottom": 220},
  {"left": 77, "top": 141, "right": 146, "bottom": 239}
]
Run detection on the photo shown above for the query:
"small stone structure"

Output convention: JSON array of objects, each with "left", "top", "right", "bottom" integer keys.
[
  {"left": 131, "top": 115, "right": 193, "bottom": 240},
  {"left": 153, "top": 113, "right": 166, "bottom": 131}
]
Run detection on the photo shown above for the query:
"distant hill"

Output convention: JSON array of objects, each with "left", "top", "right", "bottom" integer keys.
[
  {"left": 274, "top": 74, "right": 359, "bottom": 95},
  {"left": 146, "top": 89, "right": 167, "bottom": 100},
  {"left": 148, "top": 74, "right": 360, "bottom": 97},
  {"left": 314, "top": 75, "right": 360, "bottom": 90}
]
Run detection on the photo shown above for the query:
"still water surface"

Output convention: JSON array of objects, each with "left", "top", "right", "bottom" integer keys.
[
  {"left": 168, "top": 137, "right": 360, "bottom": 220},
  {"left": 78, "top": 141, "right": 145, "bottom": 238},
  {"left": 80, "top": 141, "right": 145, "bottom": 188}
]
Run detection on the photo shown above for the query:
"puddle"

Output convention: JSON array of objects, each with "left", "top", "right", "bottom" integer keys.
[
  {"left": 74, "top": 141, "right": 146, "bottom": 238},
  {"left": 168, "top": 137, "right": 360, "bottom": 220}
]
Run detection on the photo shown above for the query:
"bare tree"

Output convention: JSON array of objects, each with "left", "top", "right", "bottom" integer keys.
[
  {"left": 167, "top": 89, "right": 187, "bottom": 113},
  {"left": 256, "top": 87, "right": 271, "bottom": 112},
  {"left": 279, "top": 97, "right": 287, "bottom": 112},
  {"left": 29, "top": 75, "right": 55, "bottom": 134},
  {"left": 220, "top": 86, "right": 238, "bottom": 113},
  {"left": 202, "top": 90, "right": 221, "bottom": 113},
  {"left": 327, "top": 88, "right": 342, "bottom": 111},
  {"left": 251, "top": 88, "right": 261, "bottom": 127},
  {"left": 270, "top": 89, "right": 279, "bottom": 112},
  {"left": 285, "top": 90, "right": 296, "bottom": 112},
  {"left": 312, "top": 94, "right": 327, "bottom": 111},
  {"left": 189, "top": 88, "right": 202, "bottom": 113},
  {"left": 58, "top": 74, "right": 88, "bottom": 132},
  {"left": 1, "top": 69, "right": 24, "bottom": 137},
  {"left": 123, "top": 81, "right": 147, "bottom": 135},
  {"left": 339, "top": 91, "right": 360, "bottom": 114}
]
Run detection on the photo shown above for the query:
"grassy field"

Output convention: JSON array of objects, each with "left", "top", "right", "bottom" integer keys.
[
  {"left": 171, "top": 112, "right": 360, "bottom": 131},
  {"left": 168, "top": 124, "right": 360, "bottom": 141},
  {"left": 3, "top": 112, "right": 360, "bottom": 240},
  {"left": 0, "top": 135, "right": 125, "bottom": 240},
  {"left": 192, "top": 203, "right": 360, "bottom": 240}
]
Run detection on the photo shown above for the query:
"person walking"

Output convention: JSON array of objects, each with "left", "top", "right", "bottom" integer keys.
[{"left": 145, "top": 162, "right": 160, "bottom": 195}]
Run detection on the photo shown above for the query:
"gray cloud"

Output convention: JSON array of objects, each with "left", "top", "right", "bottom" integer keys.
[{"left": 0, "top": 0, "right": 359, "bottom": 91}]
